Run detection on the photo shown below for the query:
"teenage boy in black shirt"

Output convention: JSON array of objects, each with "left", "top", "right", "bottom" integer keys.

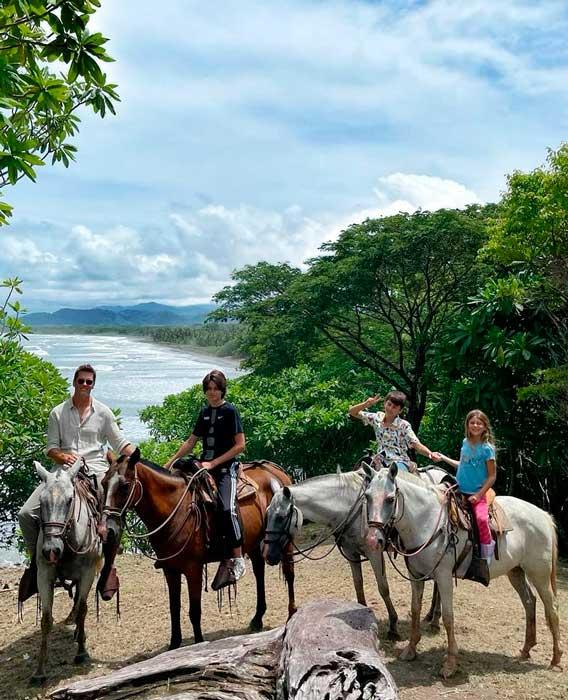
[{"left": 164, "top": 370, "right": 246, "bottom": 589}]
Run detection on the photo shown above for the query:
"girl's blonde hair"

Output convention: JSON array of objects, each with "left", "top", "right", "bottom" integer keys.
[{"left": 464, "top": 409, "right": 495, "bottom": 445}]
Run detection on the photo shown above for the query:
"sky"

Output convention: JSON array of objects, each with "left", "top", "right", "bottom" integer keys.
[{"left": 2, "top": 0, "right": 568, "bottom": 311}]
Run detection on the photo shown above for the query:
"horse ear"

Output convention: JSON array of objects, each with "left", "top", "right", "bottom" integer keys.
[
  {"left": 35, "top": 461, "right": 51, "bottom": 482},
  {"left": 388, "top": 463, "right": 398, "bottom": 480},
  {"left": 67, "top": 457, "right": 83, "bottom": 480},
  {"left": 336, "top": 465, "right": 342, "bottom": 475},
  {"left": 362, "top": 463, "right": 377, "bottom": 481},
  {"left": 270, "top": 478, "right": 282, "bottom": 495},
  {"left": 283, "top": 485, "right": 292, "bottom": 500},
  {"left": 128, "top": 447, "right": 140, "bottom": 468}
]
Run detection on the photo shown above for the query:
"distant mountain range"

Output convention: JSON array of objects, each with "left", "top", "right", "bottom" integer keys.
[{"left": 25, "top": 302, "right": 216, "bottom": 327}]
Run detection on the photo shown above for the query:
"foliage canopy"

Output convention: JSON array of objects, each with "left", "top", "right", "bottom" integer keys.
[{"left": 0, "top": 0, "right": 119, "bottom": 224}]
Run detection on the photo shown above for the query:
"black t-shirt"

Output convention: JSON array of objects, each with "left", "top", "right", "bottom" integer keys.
[{"left": 192, "top": 402, "right": 244, "bottom": 467}]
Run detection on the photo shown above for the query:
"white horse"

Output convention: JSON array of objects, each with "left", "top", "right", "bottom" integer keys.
[
  {"left": 32, "top": 459, "right": 103, "bottom": 684},
  {"left": 363, "top": 463, "right": 563, "bottom": 678},
  {"left": 264, "top": 468, "right": 448, "bottom": 640}
]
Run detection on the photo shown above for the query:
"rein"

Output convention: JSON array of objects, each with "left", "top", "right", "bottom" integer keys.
[
  {"left": 266, "top": 478, "right": 368, "bottom": 563},
  {"left": 370, "top": 482, "right": 460, "bottom": 583},
  {"left": 41, "top": 472, "right": 100, "bottom": 557},
  {"left": 103, "top": 464, "right": 208, "bottom": 563}
]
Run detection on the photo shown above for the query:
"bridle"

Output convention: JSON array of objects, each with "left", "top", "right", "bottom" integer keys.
[
  {"left": 367, "top": 479, "right": 460, "bottom": 582},
  {"left": 41, "top": 484, "right": 98, "bottom": 556},
  {"left": 264, "top": 501, "right": 302, "bottom": 551},
  {"left": 265, "top": 477, "right": 369, "bottom": 563},
  {"left": 102, "top": 462, "right": 208, "bottom": 563}
]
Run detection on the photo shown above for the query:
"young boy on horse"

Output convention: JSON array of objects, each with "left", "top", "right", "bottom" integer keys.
[
  {"left": 164, "top": 370, "right": 246, "bottom": 590},
  {"left": 349, "top": 390, "right": 441, "bottom": 472},
  {"left": 18, "top": 363, "right": 135, "bottom": 603}
]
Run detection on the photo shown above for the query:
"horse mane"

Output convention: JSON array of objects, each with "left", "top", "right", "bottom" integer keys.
[
  {"left": 299, "top": 469, "right": 363, "bottom": 493},
  {"left": 138, "top": 458, "right": 176, "bottom": 476},
  {"left": 396, "top": 469, "right": 437, "bottom": 493}
]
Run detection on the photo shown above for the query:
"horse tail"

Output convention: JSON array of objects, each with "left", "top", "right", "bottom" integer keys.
[{"left": 549, "top": 514, "right": 558, "bottom": 596}]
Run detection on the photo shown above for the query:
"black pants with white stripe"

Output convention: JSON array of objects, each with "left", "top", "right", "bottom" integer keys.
[{"left": 212, "top": 461, "right": 242, "bottom": 548}]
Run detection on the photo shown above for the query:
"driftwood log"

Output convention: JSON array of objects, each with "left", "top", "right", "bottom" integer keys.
[
  {"left": 49, "top": 600, "right": 398, "bottom": 700},
  {"left": 277, "top": 599, "right": 398, "bottom": 699}
]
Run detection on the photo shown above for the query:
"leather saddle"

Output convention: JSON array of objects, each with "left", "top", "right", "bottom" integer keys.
[
  {"left": 173, "top": 458, "right": 260, "bottom": 505},
  {"left": 445, "top": 487, "right": 513, "bottom": 543}
]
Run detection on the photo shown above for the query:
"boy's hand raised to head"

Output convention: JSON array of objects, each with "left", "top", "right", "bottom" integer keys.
[{"left": 365, "top": 395, "right": 381, "bottom": 408}]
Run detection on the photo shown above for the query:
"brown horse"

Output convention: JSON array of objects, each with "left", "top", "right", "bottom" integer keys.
[{"left": 100, "top": 448, "right": 296, "bottom": 648}]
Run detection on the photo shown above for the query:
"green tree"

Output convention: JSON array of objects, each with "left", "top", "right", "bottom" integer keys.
[
  {"left": 0, "top": 0, "right": 119, "bottom": 224},
  {"left": 213, "top": 206, "right": 493, "bottom": 429},
  {"left": 0, "top": 278, "right": 68, "bottom": 534}
]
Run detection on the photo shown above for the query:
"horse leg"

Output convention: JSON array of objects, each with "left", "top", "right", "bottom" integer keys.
[
  {"left": 282, "top": 543, "right": 297, "bottom": 619},
  {"left": 31, "top": 575, "right": 55, "bottom": 685},
  {"left": 249, "top": 548, "right": 267, "bottom": 632},
  {"left": 73, "top": 561, "right": 98, "bottom": 664},
  {"left": 64, "top": 585, "right": 80, "bottom": 626},
  {"left": 348, "top": 558, "right": 367, "bottom": 606},
  {"left": 525, "top": 566, "right": 563, "bottom": 669},
  {"left": 423, "top": 582, "right": 441, "bottom": 632},
  {"left": 186, "top": 563, "right": 204, "bottom": 644},
  {"left": 368, "top": 551, "right": 399, "bottom": 640},
  {"left": 507, "top": 567, "right": 537, "bottom": 659},
  {"left": 436, "top": 575, "right": 459, "bottom": 679},
  {"left": 164, "top": 567, "right": 182, "bottom": 650},
  {"left": 399, "top": 579, "right": 424, "bottom": 662}
]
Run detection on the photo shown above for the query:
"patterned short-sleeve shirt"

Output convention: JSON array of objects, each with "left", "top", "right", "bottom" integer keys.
[{"left": 359, "top": 410, "right": 419, "bottom": 467}]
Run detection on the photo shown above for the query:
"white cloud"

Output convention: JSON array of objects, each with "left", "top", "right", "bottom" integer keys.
[
  {"left": 2, "top": 173, "right": 483, "bottom": 309},
  {"left": 374, "top": 173, "right": 482, "bottom": 212}
]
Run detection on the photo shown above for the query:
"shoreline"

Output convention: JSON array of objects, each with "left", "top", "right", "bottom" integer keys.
[{"left": 28, "top": 327, "right": 244, "bottom": 367}]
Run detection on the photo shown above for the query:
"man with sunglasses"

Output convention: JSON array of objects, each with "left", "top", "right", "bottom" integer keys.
[{"left": 18, "top": 364, "right": 135, "bottom": 603}]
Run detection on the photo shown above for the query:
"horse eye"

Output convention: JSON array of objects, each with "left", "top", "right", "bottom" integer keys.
[{"left": 385, "top": 495, "right": 395, "bottom": 504}]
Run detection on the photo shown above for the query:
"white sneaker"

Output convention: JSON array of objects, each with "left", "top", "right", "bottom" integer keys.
[{"left": 232, "top": 556, "right": 246, "bottom": 581}]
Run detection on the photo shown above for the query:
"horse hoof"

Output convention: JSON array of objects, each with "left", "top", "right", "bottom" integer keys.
[
  {"left": 30, "top": 674, "right": 47, "bottom": 686},
  {"left": 399, "top": 645, "right": 417, "bottom": 662},
  {"left": 429, "top": 622, "right": 441, "bottom": 634},
  {"left": 249, "top": 618, "right": 263, "bottom": 632},
  {"left": 549, "top": 662, "right": 563, "bottom": 672},
  {"left": 440, "top": 660, "right": 457, "bottom": 679},
  {"left": 387, "top": 629, "right": 400, "bottom": 641},
  {"left": 74, "top": 652, "right": 90, "bottom": 665},
  {"left": 517, "top": 649, "right": 531, "bottom": 661},
  {"left": 168, "top": 640, "right": 181, "bottom": 651},
  {"left": 64, "top": 613, "right": 77, "bottom": 626}
]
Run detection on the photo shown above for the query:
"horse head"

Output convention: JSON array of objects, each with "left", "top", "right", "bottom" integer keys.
[
  {"left": 263, "top": 482, "right": 303, "bottom": 566},
  {"left": 362, "top": 462, "right": 399, "bottom": 551},
  {"left": 35, "top": 458, "right": 82, "bottom": 564},
  {"left": 100, "top": 447, "right": 140, "bottom": 545}
]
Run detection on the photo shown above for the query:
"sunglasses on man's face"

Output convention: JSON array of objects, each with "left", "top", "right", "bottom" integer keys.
[{"left": 76, "top": 378, "right": 94, "bottom": 386}]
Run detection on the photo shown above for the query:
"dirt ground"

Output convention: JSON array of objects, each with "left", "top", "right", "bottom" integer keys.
[{"left": 1, "top": 543, "right": 567, "bottom": 700}]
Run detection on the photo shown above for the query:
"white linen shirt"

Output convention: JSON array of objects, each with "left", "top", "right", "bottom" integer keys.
[
  {"left": 359, "top": 410, "right": 419, "bottom": 467},
  {"left": 45, "top": 397, "right": 129, "bottom": 477}
]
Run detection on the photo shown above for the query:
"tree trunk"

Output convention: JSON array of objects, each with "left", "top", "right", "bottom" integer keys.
[
  {"left": 48, "top": 600, "right": 398, "bottom": 700},
  {"left": 277, "top": 599, "right": 398, "bottom": 700}
]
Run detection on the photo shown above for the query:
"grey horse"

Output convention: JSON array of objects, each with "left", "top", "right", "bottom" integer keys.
[
  {"left": 263, "top": 467, "right": 447, "bottom": 640},
  {"left": 31, "top": 458, "right": 103, "bottom": 684}
]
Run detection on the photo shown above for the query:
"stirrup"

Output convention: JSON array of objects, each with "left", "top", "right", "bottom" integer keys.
[
  {"left": 465, "top": 555, "right": 490, "bottom": 587},
  {"left": 18, "top": 563, "right": 38, "bottom": 603},
  {"left": 211, "top": 559, "right": 237, "bottom": 591},
  {"left": 97, "top": 567, "right": 119, "bottom": 601}
]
